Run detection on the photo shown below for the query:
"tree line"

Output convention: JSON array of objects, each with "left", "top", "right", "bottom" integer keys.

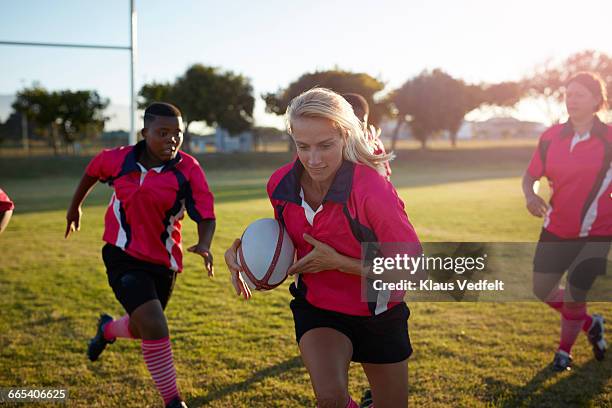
[
  {"left": 2, "top": 50, "right": 611, "bottom": 153},
  {"left": 2, "top": 87, "right": 108, "bottom": 154}
]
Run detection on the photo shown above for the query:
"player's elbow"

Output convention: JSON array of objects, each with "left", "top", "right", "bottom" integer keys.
[{"left": 0, "top": 209, "right": 13, "bottom": 234}]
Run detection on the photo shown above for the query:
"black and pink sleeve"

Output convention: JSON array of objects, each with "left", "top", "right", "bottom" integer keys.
[
  {"left": 85, "top": 149, "right": 118, "bottom": 182},
  {"left": 0, "top": 188, "right": 14, "bottom": 212},
  {"left": 185, "top": 164, "right": 215, "bottom": 222}
]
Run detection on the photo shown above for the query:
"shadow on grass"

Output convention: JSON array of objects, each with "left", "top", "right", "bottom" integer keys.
[
  {"left": 483, "top": 358, "right": 611, "bottom": 407},
  {"left": 189, "top": 356, "right": 302, "bottom": 406}
]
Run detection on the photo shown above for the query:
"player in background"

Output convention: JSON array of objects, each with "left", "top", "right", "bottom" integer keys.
[
  {"left": 342, "top": 93, "right": 392, "bottom": 181},
  {"left": 0, "top": 187, "right": 14, "bottom": 234},
  {"left": 65, "top": 102, "right": 216, "bottom": 408},
  {"left": 523, "top": 72, "right": 611, "bottom": 371}
]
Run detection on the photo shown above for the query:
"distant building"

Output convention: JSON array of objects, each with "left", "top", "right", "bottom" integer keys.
[
  {"left": 469, "top": 117, "right": 546, "bottom": 139},
  {"left": 101, "top": 130, "right": 129, "bottom": 147},
  {"left": 189, "top": 133, "right": 215, "bottom": 153},
  {"left": 214, "top": 128, "right": 253, "bottom": 152}
]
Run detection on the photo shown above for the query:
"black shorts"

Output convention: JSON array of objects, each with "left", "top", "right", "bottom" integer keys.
[
  {"left": 534, "top": 229, "right": 611, "bottom": 295},
  {"left": 102, "top": 244, "right": 177, "bottom": 315},
  {"left": 289, "top": 284, "right": 412, "bottom": 364}
]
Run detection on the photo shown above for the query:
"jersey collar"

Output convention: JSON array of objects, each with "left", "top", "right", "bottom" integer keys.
[
  {"left": 559, "top": 115, "right": 607, "bottom": 139},
  {"left": 120, "top": 140, "right": 183, "bottom": 176},
  {"left": 272, "top": 159, "right": 355, "bottom": 205}
]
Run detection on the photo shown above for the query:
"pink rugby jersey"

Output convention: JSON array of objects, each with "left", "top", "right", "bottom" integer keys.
[
  {"left": 86, "top": 141, "right": 215, "bottom": 271},
  {"left": 267, "top": 159, "right": 420, "bottom": 316},
  {"left": 527, "top": 117, "right": 612, "bottom": 238},
  {"left": 0, "top": 188, "right": 14, "bottom": 212},
  {"left": 366, "top": 124, "right": 392, "bottom": 180}
]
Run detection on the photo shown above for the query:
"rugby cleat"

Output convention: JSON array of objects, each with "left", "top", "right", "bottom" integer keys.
[
  {"left": 587, "top": 314, "right": 607, "bottom": 361},
  {"left": 165, "top": 397, "right": 188, "bottom": 408},
  {"left": 551, "top": 350, "right": 572, "bottom": 372},
  {"left": 359, "top": 389, "right": 373, "bottom": 408},
  {"left": 87, "top": 313, "right": 114, "bottom": 362}
]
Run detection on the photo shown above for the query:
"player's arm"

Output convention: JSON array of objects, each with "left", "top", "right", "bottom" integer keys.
[
  {"left": 65, "top": 173, "right": 99, "bottom": 238},
  {"left": 335, "top": 253, "right": 363, "bottom": 275},
  {"left": 187, "top": 218, "right": 216, "bottom": 277},
  {"left": 224, "top": 238, "right": 252, "bottom": 300},
  {"left": 523, "top": 133, "right": 550, "bottom": 218},
  {"left": 522, "top": 172, "right": 548, "bottom": 218},
  {"left": 287, "top": 233, "right": 363, "bottom": 276},
  {"left": 0, "top": 209, "right": 13, "bottom": 234},
  {"left": 184, "top": 162, "right": 216, "bottom": 276}
]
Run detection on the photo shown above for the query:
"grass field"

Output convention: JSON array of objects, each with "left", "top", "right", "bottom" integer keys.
[{"left": 0, "top": 144, "right": 610, "bottom": 407}]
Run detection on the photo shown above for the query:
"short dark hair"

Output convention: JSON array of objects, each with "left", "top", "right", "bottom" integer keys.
[
  {"left": 144, "top": 102, "right": 182, "bottom": 127},
  {"left": 566, "top": 72, "right": 608, "bottom": 112},
  {"left": 342, "top": 93, "right": 369, "bottom": 122}
]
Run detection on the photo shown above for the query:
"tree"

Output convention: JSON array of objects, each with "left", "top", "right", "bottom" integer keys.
[
  {"left": 390, "top": 69, "right": 483, "bottom": 149},
  {"left": 481, "top": 81, "right": 524, "bottom": 107},
  {"left": 444, "top": 83, "right": 483, "bottom": 147},
  {"left": 12, "top": 86, "right": 61, "bottom": 154},
  {"left": 263, "top": 69, "right": 389, "bottom": 125},
  {"left": 477, "top": 81, "right": 525, "bottom": 118},
  {"left": 170, "top": 65, "right": 217, "bottom": 152},
  {"left": 0, "top": 112, "right": 24, "bottom": 145},
  {"left": 524, "top": 50, "right": 612, "bottom": 123},
  {"left": 211, "top": 70, "right": 255, "bottom": 134},
  {"left": 252, "top": 126, "right": 287, "bottom": 151},
  {"left": 139, "top": 64, "right": 254, "bottom": 152},
  {"left": 138, "top": 82, "right": 174, "bottom": 109},
  {"left": 56, "top": 90, "right": 109, "bottom": 151},
  {"left": 12, "top": 87, "right": 108, "bottom": 154}
]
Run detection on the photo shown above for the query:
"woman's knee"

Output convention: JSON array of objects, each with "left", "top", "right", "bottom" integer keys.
[
  {"left": 532, "top": 273, "right": 559, "bottom": 301},
  {"left": 299, "top": 328, "right": 352, "bottom": 407},
  {"left": 309, "top": 366, "right": 350, "bottom": 407},
  {"left": 130, "top": 302, "right": 168, "bottom": 339},
  {"left": 133, "top": 315, "right": 167, "bottom": 338},
  {"left": 532, "top": 282, "right": 552, "bottom": 302},
  {"left": 127, "top": 318, "right": 141, "bottom": 339}
]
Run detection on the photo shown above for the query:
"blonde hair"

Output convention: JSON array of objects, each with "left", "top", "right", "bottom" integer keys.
[{"left": 286, "top": 87, "right": 393, "bottom": 175}]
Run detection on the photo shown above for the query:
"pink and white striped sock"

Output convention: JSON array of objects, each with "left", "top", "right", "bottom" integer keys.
[
  {"left": 141, "top": 337, "right": 179, "bottom": 405},
  {"left": 103, "top": 314, "right": 134, "bottom": 341}
]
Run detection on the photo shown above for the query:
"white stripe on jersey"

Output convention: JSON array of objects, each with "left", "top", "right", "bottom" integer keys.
[
  {"left": 580, "top": 162, "right": 612, "bottom": 237},
  {"left": 112, "top": 193, "right": 127, "bottom": 249},
  {"left": 164, "top": 201, "right": 185, "bottom": 271},
  {"left": 375, "top": 288, "right": 391, "bottom": 315}
]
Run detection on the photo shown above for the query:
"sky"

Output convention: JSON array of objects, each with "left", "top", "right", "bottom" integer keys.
[{"left": 1, "top": 0, "right": 611, "bottom": 130}]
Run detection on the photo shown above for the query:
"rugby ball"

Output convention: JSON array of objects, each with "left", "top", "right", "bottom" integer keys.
[{"left": 237, "top": 218, "right": 295, "bottom": 290}]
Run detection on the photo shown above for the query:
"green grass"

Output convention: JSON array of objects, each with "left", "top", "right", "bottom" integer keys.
[{"left": 0, "top": 146, "right": 610, "bottom": 407}]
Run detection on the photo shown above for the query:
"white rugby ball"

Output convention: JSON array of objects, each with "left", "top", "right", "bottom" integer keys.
[{"left": 237, "top": 218, "right": 295, "bottom": 290}]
